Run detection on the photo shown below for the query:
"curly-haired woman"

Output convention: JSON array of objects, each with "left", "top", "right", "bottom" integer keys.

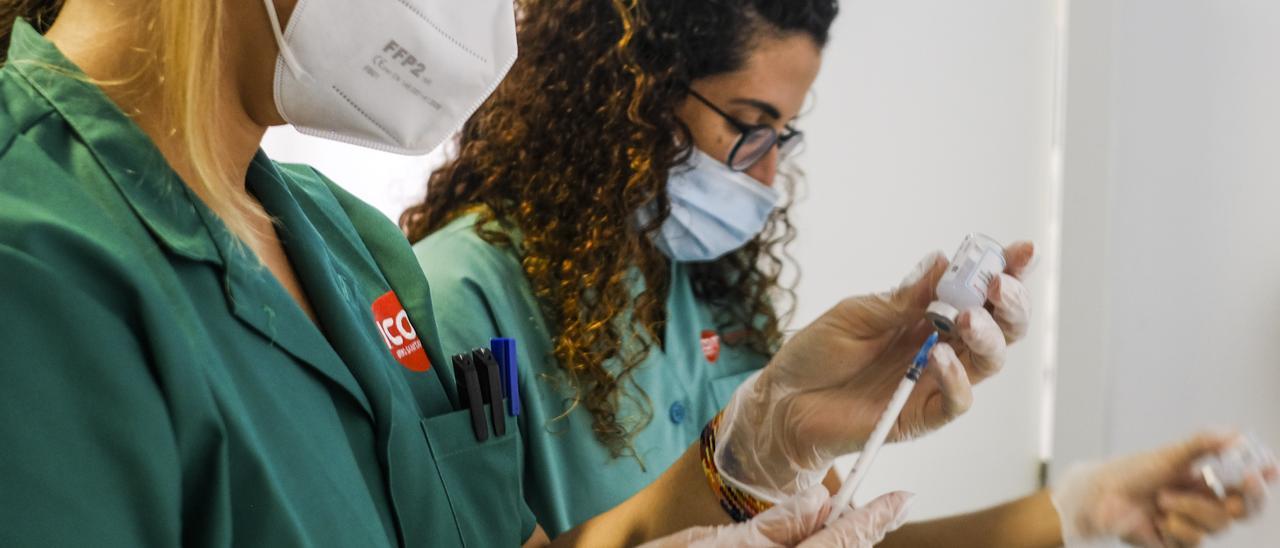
[
  {"left": 404, "top": 3, "right": 849, "bottom": 535},
  {"left": 403, "top": 0, "right": 1012, "bottom": 534},
  {"left": 405, "top": 0, "right": 1274, "bottom": 545}
]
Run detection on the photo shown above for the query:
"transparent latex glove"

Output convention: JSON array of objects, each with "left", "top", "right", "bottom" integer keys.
[
  {"left": 716, "top": 242, "right": 1035, "bottom": 501},
  {"left": 1051, "top": 432, "right": 1279, "bottom": 547},
  {"left": 640, "top": 485, "right": 913, "bottom": 548}
]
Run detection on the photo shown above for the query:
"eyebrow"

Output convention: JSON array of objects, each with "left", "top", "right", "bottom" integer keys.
[{"left": 728, "top": 98, "right": 782, "bottom": 121}]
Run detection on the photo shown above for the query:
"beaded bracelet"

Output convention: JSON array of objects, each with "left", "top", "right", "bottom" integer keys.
[{"left": 699, "top": 411, "right": 774, "bottom": 522}]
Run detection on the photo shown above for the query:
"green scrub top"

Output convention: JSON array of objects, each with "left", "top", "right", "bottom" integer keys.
[
  {"left": 0, "top": 21, "right": 534, "bottom": 547},
  {"left": 413, "top": 213, "right": 769, "bottom": 537}
]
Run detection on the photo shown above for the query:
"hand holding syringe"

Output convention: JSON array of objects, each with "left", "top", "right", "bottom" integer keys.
[
  {"left": 827, "top": 234, "right": 1007, "bottom": 524},
  {"left": 707, "top": 238, "right": 1033, "bottom": 506},
  {"left": 825, "top": 332, "right": 939, "bottom": 526},
  {"left": 829, "top": 231, "right": 1018, "bottom": 522}
]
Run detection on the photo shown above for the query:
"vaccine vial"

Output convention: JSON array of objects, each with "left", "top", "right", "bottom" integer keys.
[
  {"left": 925, "top": 233, "right": 1006, "bottom": 333},
  {"left": 1194, "top": 435, "right": 1276, "bottom": 499}
]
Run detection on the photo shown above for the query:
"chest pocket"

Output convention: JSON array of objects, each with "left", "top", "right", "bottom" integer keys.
[{"left": 421, "top": 405, "right": 526, "bottom": 547}]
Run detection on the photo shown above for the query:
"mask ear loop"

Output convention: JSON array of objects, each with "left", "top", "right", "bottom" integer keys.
[{"left": 261, "top": 0, "right": 312, "bottom": 82}]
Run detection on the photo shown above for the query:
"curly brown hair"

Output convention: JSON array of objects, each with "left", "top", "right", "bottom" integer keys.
[{"left": 401, "top": 0, "right": 837, "bottom": 460}]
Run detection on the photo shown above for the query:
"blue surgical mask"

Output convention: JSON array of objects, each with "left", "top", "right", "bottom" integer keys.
[{"left": 639, "top": 148, "right": 782, "bottom": 262}]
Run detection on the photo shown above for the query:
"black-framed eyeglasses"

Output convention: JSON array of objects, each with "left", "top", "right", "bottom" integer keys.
[{"left": 687, "top": 88, "right": 804, "bottom": 172}]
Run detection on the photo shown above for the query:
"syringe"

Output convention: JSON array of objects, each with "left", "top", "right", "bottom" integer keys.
[{"left": 824, "top": 331, "right": 940, "bottom": 526}]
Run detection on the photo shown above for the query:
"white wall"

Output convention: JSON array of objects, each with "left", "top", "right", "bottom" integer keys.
[
  {"left": 792, "top": 1, "right": 1060, "bottom": 519},
  {"left": 1052, "top": 0, "right": 1280, "bottom": 544},
  {"left": 261, "top": 126, "right": 445, "bottom": 222}
]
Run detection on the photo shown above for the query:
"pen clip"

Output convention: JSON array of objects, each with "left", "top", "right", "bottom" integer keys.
[
  {"left": 451, "top": 353, "right": 488, "bottom": 442},
  {"left": 471, "top": 347, "right": 506, "bottom": 437}
]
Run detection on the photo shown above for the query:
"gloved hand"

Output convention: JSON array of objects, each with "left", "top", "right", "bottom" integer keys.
[
  {"left": 640, "top": 485, "right": 913, "bottom": 548},
  {"left": 1051, "top": 432, "right": 1279, "bottom": 547},
  {"left": 716, "top": 242, "right": 1036, "bottom": 501}
]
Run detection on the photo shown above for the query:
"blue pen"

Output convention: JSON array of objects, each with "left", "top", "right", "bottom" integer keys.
[{"left": 491, "top": 338, "right": 521, "bottom": 417}]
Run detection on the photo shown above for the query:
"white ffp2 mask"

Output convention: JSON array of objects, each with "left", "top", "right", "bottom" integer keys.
[
  {"left": 261, "top": 0, "right": 518, "bottom": 155},
  {"left": 639, "top": 149, "right": 782, "bottom": 263}
]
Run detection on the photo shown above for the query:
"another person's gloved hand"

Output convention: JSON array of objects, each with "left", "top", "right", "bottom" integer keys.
[
  {"left": 1051, "top": 432, "right": 1279, "bottom": 547},
  {"left": 716, "top": 242, "right": 1036, "bottom": 501},
  {"left": 640, "top": 485, "right": 913, "bottom": 548}
]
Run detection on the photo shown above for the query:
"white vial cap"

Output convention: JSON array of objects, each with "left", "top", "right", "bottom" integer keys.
[{"left": 926, "top": 300, "right": 960, "bottom": 333}]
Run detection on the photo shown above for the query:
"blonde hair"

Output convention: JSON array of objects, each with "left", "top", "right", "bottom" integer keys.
[
  {"left": 157, "top": 1, "right": 270, "bottom": 248},
  {"left": 4, "top": 1, "right": 270, "bottom": 249}
]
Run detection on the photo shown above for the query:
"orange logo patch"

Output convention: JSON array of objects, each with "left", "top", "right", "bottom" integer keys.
[
  {"left": 371, "top": 291, "right": 431, "bottom": 372},
  {"left": 700, "top": 329, "right": 721, "bottom": 363}
]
